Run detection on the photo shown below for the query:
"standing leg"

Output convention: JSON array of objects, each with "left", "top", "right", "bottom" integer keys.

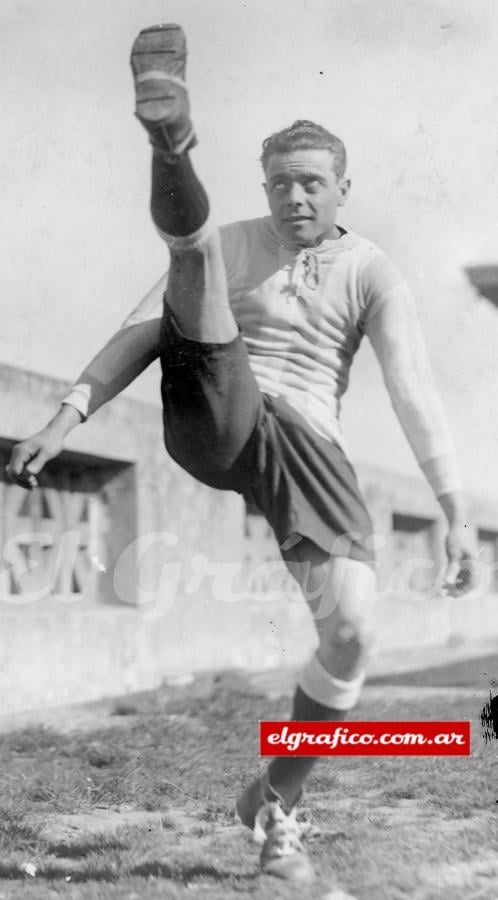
[
  {"left": 268, "top": 543, "right": 377, "bottom": 808},
  {"left": 236, "top": 540, "right": 376, "bottom": 882}
]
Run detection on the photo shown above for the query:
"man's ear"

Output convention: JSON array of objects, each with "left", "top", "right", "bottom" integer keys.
[
  {"left": 337, "top": 178, "right": 351, "bottom": 207},
  {"left": 262, "top": 182, "right": 269, "bottom": 198}
]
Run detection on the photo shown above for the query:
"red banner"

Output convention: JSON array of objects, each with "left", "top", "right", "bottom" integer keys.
[{"left": 260, "top": 721, "right": 471, "bottom": 756}]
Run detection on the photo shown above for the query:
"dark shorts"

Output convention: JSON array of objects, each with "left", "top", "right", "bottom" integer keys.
[{"left": 160, "top": 307, "right": 375, "bottom": 565}]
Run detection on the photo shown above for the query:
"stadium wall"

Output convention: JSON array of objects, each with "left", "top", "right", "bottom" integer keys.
[{"left": 1, "top": 363, "right": 497, "bottom": 714}]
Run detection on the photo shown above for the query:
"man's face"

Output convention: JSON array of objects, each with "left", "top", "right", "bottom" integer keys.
[{"left": 264, "top": 149, "right": 350, "bottom": 248}]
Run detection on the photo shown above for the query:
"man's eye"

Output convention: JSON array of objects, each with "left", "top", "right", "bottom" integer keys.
[
  {"left": 306, "top": 179, "right": 321, "bottom": 191},
  {"left": 272, "top": 181, "right": 286, "bottom": 190}
]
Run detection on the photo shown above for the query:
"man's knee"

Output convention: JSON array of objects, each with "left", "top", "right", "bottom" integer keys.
[
  {"left": 315, "top": 612, "right": 375, "bottom": 680},
  {"left": 324, "top": 613, "right": 374, "bottom": 651}
]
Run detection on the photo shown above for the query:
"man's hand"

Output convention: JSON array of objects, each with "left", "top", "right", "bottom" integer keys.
[
  {"left": 437, "top": 491, "right": 479, "bottom": 598},
  {"left": 5, "top": 405, "right": 83, "bottom": 490},
  {"left": 6, "top": 429, "right": 65, "bottom": 489},
  {"left": 442, "top": 522, "right": 479, "bottom": 598}
]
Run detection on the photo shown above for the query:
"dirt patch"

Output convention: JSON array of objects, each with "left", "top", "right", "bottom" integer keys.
[
  {"left": 31, "top": 802, "right": 471, "bottom": 898},
  {"left": 29, "top": 806, "right": 249, "bottom": 846},
  {"left": 1, "top": 682, "right": 495, "bottom": 899},
  {"left": 31, "top": 808, "right": 168, "bottom": 844}
]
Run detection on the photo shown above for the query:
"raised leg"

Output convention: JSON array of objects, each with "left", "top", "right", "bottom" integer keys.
[
  {"left": 131, "top": 25, "right": 257, "bottom": 485},
  {"left": 131, "top": 23, "right": 238, "bottom": 343},
  {"left": 165, "top": 236, "right": 238, "bottom": 344}
]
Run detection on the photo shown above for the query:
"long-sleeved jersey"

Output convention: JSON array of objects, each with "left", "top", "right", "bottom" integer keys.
[{"left": 63, "top": 216, "right": 461, "bottom": 497}]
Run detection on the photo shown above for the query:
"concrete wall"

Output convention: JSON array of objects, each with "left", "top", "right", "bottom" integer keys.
[
  {"left": 357, "top": 464, "right": 498, "bottom": 653},
  {"left": 1, "top": 363, "right": 497, "bottom": 714}
]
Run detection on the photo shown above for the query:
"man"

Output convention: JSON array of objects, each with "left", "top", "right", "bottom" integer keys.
[{"left": 7, "top": 24, "right": 476, "bottom": 885}]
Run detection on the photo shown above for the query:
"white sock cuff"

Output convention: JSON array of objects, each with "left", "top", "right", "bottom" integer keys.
[
  {"left": 155, "top": 216, "right": 215, "bottom": 251},
  {"left": 298, "top": 653, "right": 365, "bottom": 711}
]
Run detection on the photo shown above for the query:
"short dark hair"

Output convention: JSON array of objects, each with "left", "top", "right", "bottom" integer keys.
[{"left": 261, "top": 120, "right": 347, "bottom": 178}]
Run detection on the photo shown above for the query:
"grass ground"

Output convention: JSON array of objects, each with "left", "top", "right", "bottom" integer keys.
[
  {"left": 368, "top": 651, "right": 498, "bottom": 688},
  {"left": 0, "top": 668, "right": 496, "bottom": 900}
]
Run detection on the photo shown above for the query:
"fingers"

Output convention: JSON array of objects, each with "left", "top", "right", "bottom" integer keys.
[
  {"left": 25, "top": 450, "right": 49, "bottom": 475},
  {"left": 442, "top": 556, "right": 479, "bottom": 598},
  {"left": 443, "top": 559, "right": 460, "bottom": 587},
  {"left": 5, "top": 441, "right": 45, "bottom": 490},
  {"left": 4, "top": 465, "right": 38, "bottom": 490},
  {"left": 6, "top": 442, "right": 35, "bottom": 476}
]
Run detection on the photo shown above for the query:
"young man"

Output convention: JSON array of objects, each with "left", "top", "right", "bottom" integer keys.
[{"left": 7, "top": 25, "right": 476, "bottom": 884}]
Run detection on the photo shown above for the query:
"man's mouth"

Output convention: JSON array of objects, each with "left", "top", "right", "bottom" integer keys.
[{"left": 284, "top": 216, "right": 311, "bottom": 222}]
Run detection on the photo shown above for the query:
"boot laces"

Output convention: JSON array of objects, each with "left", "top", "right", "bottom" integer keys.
[{"left": 255, "top": 802, "right": 307, "bottom": 858}]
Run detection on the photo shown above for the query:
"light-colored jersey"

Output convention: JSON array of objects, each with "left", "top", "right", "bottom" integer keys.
[{"left": 64, "top": 216, "right": 460, "bottom": 497}]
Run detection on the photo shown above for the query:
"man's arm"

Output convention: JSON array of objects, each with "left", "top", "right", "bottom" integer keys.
[
  {"left": 62, "top": 316, "right": 162, "bottom": 419},
  {"left": 6, "top": 274, "right": 166, "bottom": 488},
  {"left": 363, "top": 267, "right": 477, "bottom": 595},
  {"left": 6, "top": 404, "right": 85, "bottom": 489},
  {"left": 62, "top": 273, "right": 166, "bottom": 418}
]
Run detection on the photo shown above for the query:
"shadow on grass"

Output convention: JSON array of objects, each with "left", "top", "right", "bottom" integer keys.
[
  {"left": 0, "top": 857, "right": 257, "bottom": 885},
  {"left": 130, "top": 860, "right": 256, "bottom": 882},
  {"left": 45, "top": 837, "right": 130, "bottom": 859},
  {"left": 0, "top": 862, "right": 118, "bottom": 883}
]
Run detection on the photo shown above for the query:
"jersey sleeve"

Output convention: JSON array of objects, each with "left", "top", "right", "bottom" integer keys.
[
  {"left": 61, "top": 273, "right": 166, "bottom": 419},
  {"left": 361, "top": 254, "right": 462, "bottom": 498}
]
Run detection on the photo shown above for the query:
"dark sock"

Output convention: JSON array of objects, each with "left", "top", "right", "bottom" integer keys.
[
  {"left": 150, "top": 149, "right": 209, "bottom": 237},
  {"left": 268, "top": 685, "right": 347, "bottom": 810}
]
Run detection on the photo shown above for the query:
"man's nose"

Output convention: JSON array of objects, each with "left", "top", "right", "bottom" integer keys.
[{"left": 285, "top": 183, "right": 306, "bottom": 206}]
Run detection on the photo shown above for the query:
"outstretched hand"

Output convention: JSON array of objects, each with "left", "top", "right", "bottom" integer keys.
[
  {"left": 442, "top": 523, "right": 479, "bottom": 597},
  {"left": 5, "top": 429, "right": 65, "bottom": 490}
]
